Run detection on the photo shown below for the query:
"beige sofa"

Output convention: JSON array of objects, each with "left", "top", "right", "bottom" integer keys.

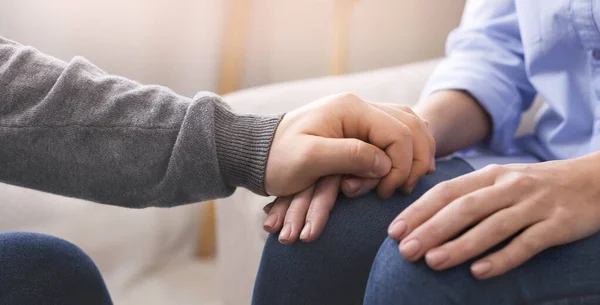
[
  {"left": 0, "top": 185, "right": 218, "bottom": 305},
  {"left": 217, "top": 58, "right": 540, "bottom": 305}
]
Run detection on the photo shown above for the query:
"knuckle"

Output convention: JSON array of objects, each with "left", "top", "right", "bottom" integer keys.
[
  {"left": 306, "top": 207, "right": 328, "bottom": 222},
  {"left": 494, "top": 216, "right": 516, "bottom": 236},
  {"left": 518, "top": 235, "right": 544, "bottom": 254},
  {"left": 285, "top": 202, "right": 303, "bottom": 214},
  {"left": 505, "top": 172, "right": 536, "bottom": 189},
  {"left": 398, "top": 105, "right": 415, "bottom": 115},
  {"left": 397, "top": 123, "right": 413, "bottom": 140},
  {"left": 454, "top": 195, "right": 480, "bottom": 219},
  {"left": 410, "top": 159, "right": 429, "bottom": 175},
  {"left": 339, "top": 92, "right": 358, "bottom": 99},
  {"left": 455, "top": 238, "right": 477, "bottom": 255},
  {"left": 432, "top": 181, "right": 455, "bottom": 202},
  {"left": 495, "top": 250, "right": 515, "bottom": 270},
  {"left": 429, "top": 136, "right": 437, "bottom": 151},
  {"left": 483, "top": 164, "right": 505, "bottom": 175},
  {"left": 407, "top": 205, "right": 424, "bottom": 220},
  {"left": 284, "top": 207, "right": 299, "bottom": 217},
  {"left": 347, "top": 140, "right": 369, "bottom": 166},
  {"left": 547, "top": 222, "right": 571, "bottom": 245},
  {"left": 552, "top": 207, "right": 574, "bottom": 224},
  {"left": 404, "top": 114, "right": 421, "bottom": 129},
  {"left": 414, "top": 162, "right": 430, "bottom": 177},
  {"left": 335, "top": 92, "right": 362, "bottom": 105},
  {"left": 422, "top": 224, "right": 443, "bottom": 244}
]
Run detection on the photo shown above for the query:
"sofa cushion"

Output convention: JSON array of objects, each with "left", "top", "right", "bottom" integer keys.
[
  {"left": 0, "top": 183, "right": 201, "bottom": 298},
  {"left": 224, "top": 59, "right": 442, "bottom": 114}
]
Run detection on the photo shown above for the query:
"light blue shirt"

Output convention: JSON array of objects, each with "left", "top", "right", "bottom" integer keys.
[{"left": 422, "top": 0, "right": 600, "bottom": 169}]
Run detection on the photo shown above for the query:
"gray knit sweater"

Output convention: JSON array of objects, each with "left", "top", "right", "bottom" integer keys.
[{"left": 0, "top": 37, "right": 282, "bottom": 208}]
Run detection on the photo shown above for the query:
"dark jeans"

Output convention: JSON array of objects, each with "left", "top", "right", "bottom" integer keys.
[
  {"left": 0, "top": 232, "right": 113, "bottom": 305},
  {"left": 253, "top": 158, "right": 600, "bottom": 305}
]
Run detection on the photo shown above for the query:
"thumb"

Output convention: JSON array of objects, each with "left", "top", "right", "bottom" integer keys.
[{"left": 309, "top": 137, "right": 392, "bottom": 178}]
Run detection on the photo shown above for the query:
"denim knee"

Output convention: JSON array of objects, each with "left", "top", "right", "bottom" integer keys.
[
  {"left": 0, "top": 232, "right": 113, "bottom": 305},
  {"left": 253, "top": 159, "right": 476, "bottom": 305},
  {"left": 253, "top": 192, "right": 407, "bottom": 305},
  {"left": 364, "top": 237, "right": 520, "bottom": 305},
  {"left": 364, "top": 237, "right": 452, "bottom": 305}
]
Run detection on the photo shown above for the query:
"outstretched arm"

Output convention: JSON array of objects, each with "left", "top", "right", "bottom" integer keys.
[
  {"left": 1, "top": 37, "right": 427, "bottom": 208},
  {"left": 0, "top": 37, "right": 281, "bottom": 207}
]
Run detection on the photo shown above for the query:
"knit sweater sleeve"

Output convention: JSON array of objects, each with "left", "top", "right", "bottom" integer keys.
[{"left": 0, "top": 36, "right": 282, "bottom": 207}]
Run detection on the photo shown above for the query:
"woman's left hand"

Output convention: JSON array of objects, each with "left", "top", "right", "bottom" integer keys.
[{"left": 388, "top": 153, "right": 600, "bottom": 279}]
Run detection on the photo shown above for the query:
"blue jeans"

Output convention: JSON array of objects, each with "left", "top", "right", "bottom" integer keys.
[
  {"left": 0, "top": 232, "right": 113, "bottom": 305},
  {"left": 253, "top": 158, "right": 600, "bottom": 305}
]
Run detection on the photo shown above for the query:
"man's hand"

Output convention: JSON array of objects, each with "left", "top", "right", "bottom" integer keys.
[
  {"left": 388, "top": 153, "right": 600, "bottom": 279},
  {"left": 265, "top": 93, "right": 434, "bottom": 198},
  {"left": 263, "top": 93, "right": 435, "bottom": 243}
]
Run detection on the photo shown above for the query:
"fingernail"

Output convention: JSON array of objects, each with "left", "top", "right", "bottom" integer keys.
[
  {"left": 263, "top": 213, "right": 277, "bottom": 230},
  {"left": 300, "top": 222, "right": 311, "bottom": 241},
  {"left": 372, "top": 153, "right": 390, "bottom": 177},
  {"left": 388, "top": 219, "right": 407, "bottom": 237},
  {"left": 343, "top": 178, "right": 362, "bottom": 194},
  {"left": 279, "top": 223, "right": 291, "bottom": 243},
  {"left": 399, "top": 239, "right": 421, "bottom": 257},
  {"left": 406, "top": 182, "right": 417, "bottom": 194},
  {"left": 471, "top": 261, "right": 493, "bottom": 277},
  {"left": 423, "top": 120, "right": 429, "bottom": 127},
  {"left": 263, "top": 202, "right": 274, "bottom": 214},
  {"left": 425, "top": 249, "right": 449, "bottom": 268}
]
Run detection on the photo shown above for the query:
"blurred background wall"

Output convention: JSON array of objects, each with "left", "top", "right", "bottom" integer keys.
[{"left": 0, "top": 0, "right": 465, "bottom": 97}]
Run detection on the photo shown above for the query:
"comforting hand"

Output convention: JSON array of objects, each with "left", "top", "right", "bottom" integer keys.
[
  {"left": 265, "top": 93, "right": 434, "bottom": 198},
  {"left": 388, "top": 153, "right": 600, "bottom": 279},
  {"left": 264, "top": 96, "right": 435, "bottom": 244}
]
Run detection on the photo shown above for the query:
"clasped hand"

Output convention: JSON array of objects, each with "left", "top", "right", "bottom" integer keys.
[{"left": 263, "top": 93, "right": 435, "bottom": 243}]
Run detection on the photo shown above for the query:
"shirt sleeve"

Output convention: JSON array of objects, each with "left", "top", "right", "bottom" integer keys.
[
  {"left": 421, "top": 0, "right": 537, "bottom": 154},
  {"left": 0, "top": 36, "right": 282, "bottom": 207}
]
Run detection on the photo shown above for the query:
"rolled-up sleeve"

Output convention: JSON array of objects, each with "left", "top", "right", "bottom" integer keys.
[{"left": 421, "top": 0, "right": 537, "bottom": 154}]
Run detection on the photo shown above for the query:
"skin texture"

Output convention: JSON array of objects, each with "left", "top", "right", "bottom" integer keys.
[
  {"left": 264, "top": 90, "right": 490, "bottom": 244},
  {"left": 388, "top": 153, "right": 600, "bottom": 279},
  {"left": 413, "top": 90, "right": 491, "bottom": 158},
  {"left": 263, "top": 92, "right": 438, "bottom": 244},
  {"left": 263, "top": 92, "right": 435, "bottom": 200}
]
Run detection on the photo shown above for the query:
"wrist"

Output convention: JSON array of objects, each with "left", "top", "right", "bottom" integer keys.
[
  {"left": 213, "top": 103, "right": 283, "bottom": 195},
  {"left": 414, "top": 90, "right": 491, "bottom": 157},
  {"left": 413, "top": 92, "right": 459, "bottom": 156},
  {"left": 574, "top": 151, "right": 600, "bottom": 183}
]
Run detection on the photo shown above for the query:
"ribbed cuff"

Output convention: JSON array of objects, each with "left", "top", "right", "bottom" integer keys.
[{"left": 214, "top": 103, "right": 283, "bottom": 195}]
